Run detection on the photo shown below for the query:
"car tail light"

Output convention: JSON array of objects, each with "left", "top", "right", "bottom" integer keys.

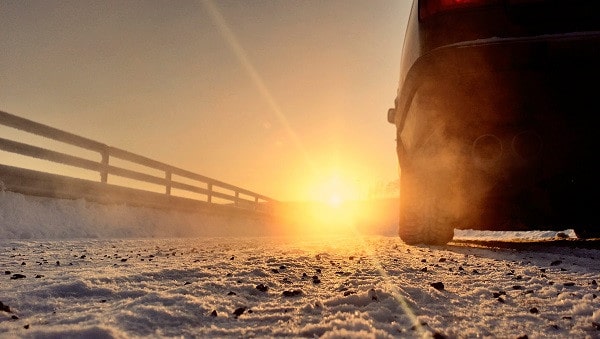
[{"left": 419, "top": 0, "right": 501, "bottom": 20}]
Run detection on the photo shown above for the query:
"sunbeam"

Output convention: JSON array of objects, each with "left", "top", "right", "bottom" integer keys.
[
  {"left": 201, "top": 0, "right": 316, "bottom": 175},
  {"left": 349, "top": 229, "right": 427, "bottom": 337}
]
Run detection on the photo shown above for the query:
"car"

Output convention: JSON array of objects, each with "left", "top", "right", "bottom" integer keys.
[{"left": 387, "top": 0, "right": 600, "bottom": 245}]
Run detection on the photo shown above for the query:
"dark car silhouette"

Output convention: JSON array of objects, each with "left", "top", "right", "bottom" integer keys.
[{"left": 387, "top": 0, "right": 600, "bottom": 245}]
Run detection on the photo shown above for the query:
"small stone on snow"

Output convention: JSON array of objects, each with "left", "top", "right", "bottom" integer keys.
[
  {"left": 256, "top": 284, "right": 268, "bottom": 292},
  {"left": 233, "top": 307, "right": 246, "bottom": 318},
  {"left": 430, "top": 282, "right": 444, "bottom": 291},
  {"left": 282, "top": 290, "right": 303, "bottom": 297}
]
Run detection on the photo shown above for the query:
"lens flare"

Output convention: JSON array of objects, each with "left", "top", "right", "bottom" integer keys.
[{"left": 201, "top": 0, "right": 315, "bottom": 174}]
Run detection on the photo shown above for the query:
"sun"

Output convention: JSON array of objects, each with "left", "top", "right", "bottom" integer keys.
[
  {"left": 277, "top": 165, "right": 399, "bottom": 237},
  {"left": 327, "top": 193, "right": 343, "bottom": 208},
  {"left": 305, "top": 173, "right": 359, "bottom": 209},
  {"left": 294, "top": 171, "right": 364, "bottom": 232}
]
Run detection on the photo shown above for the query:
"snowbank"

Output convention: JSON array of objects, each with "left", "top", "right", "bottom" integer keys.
[{"left": 0, "top": 191, "right": 271, "bottom": 239}]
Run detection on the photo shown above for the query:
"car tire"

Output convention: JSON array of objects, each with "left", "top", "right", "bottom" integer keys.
[
  {"left": 398, "top": 213, "right": 455, "bottom": 245},
  {"left": 398, "top": 171, "right": 456, "bottom": 246}
]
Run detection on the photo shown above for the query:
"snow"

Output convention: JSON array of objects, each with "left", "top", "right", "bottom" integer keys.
[
  {"left": 454, "top": 229, "right": 577, "bottom": 242},
  {"left": 1, "top": 191, "right": 599, "bottom": 338}
]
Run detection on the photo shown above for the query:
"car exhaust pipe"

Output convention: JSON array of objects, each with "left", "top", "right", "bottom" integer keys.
[
  {"left": 512, "top": 130, "right": 543, "bottom": 160},
  {"left": 472, "top": 134, "right": 502, "bottom": 168}
]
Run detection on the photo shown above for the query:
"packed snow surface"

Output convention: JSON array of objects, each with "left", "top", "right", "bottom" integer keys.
[{"left": 1, "top": 192, "right": 599, "bottom": 338}]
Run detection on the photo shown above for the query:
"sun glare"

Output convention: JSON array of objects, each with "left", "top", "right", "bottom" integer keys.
[
  {"left": 328, "top": 193, "right": 343, "bottom": 208},
  {"left": 310, "top": 173, "right": 360, "bottom": 205},
  {"left": 274, "top": 171, "right": 367, "bottom": 235},
  {"left": 274, "top": 167, "right": 399, "bottom": 240}
]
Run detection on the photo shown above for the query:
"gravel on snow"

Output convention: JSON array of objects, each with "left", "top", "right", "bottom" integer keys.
[{"left": 1, "top": 236, "right": 599, "bottom": 338}]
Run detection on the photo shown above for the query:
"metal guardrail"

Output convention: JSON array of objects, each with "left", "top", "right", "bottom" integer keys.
[{"left": 0, "top": 110, "right": 275, "bottom": 213}]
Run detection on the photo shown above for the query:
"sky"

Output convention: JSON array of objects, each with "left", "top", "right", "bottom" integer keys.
[
  {"left": 1, "top": 191, "right": 598, "bottom": 338},
  {"left": 0, "top": 0, "right": 412, "bottom": 202}
]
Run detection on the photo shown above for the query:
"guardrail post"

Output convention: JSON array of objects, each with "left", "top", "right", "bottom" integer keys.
[
  {"left": 165, "top": 171, "right": 171, "bottom": 195},
  {"left": 207, "top": 183, "right": 212, "bottom": 203},
  {"left": 100, "top": 147, "right": 109, "bottom": 183}
]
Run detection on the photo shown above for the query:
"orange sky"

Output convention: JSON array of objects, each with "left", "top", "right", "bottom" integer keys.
[{"left": 0, "top": 0, "right": 411, "bottom": 202}]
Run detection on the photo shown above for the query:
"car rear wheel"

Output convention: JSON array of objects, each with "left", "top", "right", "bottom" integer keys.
[
  {"left": 398, "top": 168, "right": 456, "bottom": 246},
  {"left": 398, "top": 210, "right": 455, "bottom": 245}
]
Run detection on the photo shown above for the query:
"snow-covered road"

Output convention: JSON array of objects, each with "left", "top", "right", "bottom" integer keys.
[
  {"left": 1, "top": 236, "right": 599, "bottom": 338},
  {"left": 1, "top": 191, "right": 599, "bottom": 338}
]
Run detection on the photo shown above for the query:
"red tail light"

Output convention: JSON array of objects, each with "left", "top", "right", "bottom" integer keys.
[{"left": 419, "top": 0, "right": 501, "bottom": 20}]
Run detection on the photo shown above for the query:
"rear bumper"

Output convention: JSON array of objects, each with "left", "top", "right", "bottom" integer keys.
[{"left": 392, "top": 31, "right": 600, "bottom": 125}]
